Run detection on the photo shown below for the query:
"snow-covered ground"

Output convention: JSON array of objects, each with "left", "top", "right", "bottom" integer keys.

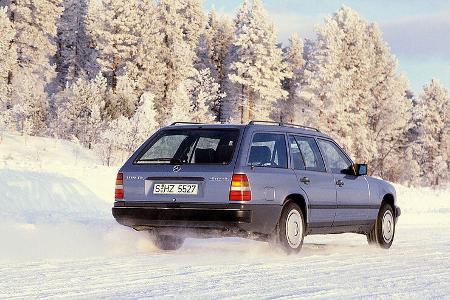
[{"left": 0, "top": 133, "right": 449, "bottom": 299}]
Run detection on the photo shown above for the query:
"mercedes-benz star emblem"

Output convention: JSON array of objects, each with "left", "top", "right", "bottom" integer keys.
[{"left": 173, "top": 165, "right": 182, "bottom": 172}]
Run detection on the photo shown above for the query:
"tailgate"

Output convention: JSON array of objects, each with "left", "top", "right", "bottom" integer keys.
[
  {"left": 123, "top": 164, "right": 235, "bottom": 204},
  {"left": 119, "top": 127, "right": 242, "bottom": 204}
]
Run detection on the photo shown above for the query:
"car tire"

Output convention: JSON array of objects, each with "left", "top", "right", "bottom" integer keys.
[
  {"left": 367, "top": 203, "right": 395, "bottom": 249},
  {"left": 151, "top": 234, "right": 185, "bottom": 251},
  {"left": 273, "top": 202, "right": 305, "bottom": 254}
]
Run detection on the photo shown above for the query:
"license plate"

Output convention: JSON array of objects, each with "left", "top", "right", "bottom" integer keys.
[{"left": 153, "top": 183, "right": 198, "bottom": 195}]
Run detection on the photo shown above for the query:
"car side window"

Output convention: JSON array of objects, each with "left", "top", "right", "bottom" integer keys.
[
  {"left": 317, "top": 139, "right": 352, "bottom": 174},
  {"left": 248, "top": 133, "right": 288, "bottom": 168},
  {"left": 293, "top": 136, "right": 326, "bottom": 172},
  {"left": 288, "top": 135, "right": 305, "bottom": 170}
]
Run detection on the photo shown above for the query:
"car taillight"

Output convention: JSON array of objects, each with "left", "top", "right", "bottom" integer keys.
[
  {"left": 229, "top": 174, "right": 251, "bottom": 201},
  {"left": 115, "top": 172, "right": 124, "bottom": 200}
]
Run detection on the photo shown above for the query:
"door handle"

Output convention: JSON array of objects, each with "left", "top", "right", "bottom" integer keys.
[
  {"left": 300, "top": 176, "right": 310, "bottom": 184},
  {"left": 336, "top": 179, "right": 345, "bottom": 187}
]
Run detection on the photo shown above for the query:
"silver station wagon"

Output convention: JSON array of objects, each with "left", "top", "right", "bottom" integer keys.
[{"left": 112, "top": 121, "right": 401, "bottom": 253}]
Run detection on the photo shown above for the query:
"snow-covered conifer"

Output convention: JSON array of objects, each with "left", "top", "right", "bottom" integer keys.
[
  {"left": 5, "top": 0, "right": 63, "bottom": 133},
  {"left": 0, "top": 6, "right": 16, "bottom": 113},
  {"left": 414, "top": 79, "right": 450, "bottom": 186},
  {"left": 56, "top": 74, "right": 108, "bottom": 147},
  {"left": 198, "top": 10, "right": 233, "bottom": 120},
  {"left": 178, "top": 0, "right": 205, "bottom": 50},
  {"left": 87, "top": 0, "right": 140, "bottom": 89},
  {"left": 298, "top": 6, "right": 374, "bottom": 157},
  {"left": 55, "top": 0, "right": 98, "bottom": 87},
  {"left": 0, "top": 5, "right": 16, "bottom": 134},
  {"left": 105, "top": 74, "right": 139, "bottom": 119},
  {"left": 365, "top": 23, "right": 412, "bottom": 180},
  {"left": 280, "top": 33, "right": 304, "bottom": 123},
  {"left": 95, "top": 115, "right": 130, "bottom": 166},
  {"left": 10, "top": 71, "right": 49, "bottom": 135},
  {"left": 222, "top": 0, "right": 288, "bottom": 123},
  {"left": 169, "top": 82, "right": 193, "bottom": 124},
  {"left": 297, "top": 6, "right": 411, "bottom": 181},
  {"left": 154, "top": 0, "right": 197, "bottom": 125},
  {"left": 128, "top": 92, "right": 158, "bottom": 151},
  {"left": 132, "top": 0, "right": 165, "bottom": 95},
  {"left": 187, "top": 68, "right": 222, "bottom": 123}
]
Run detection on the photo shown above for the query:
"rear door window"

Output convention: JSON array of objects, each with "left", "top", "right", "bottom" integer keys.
[
  {"left": 135, "top": 129, "right": 239, "bottom": 165},
  {"left": 293, "top": 136, "right": 326, "bottom": 172},
  {"left": 248, "top": 133, "right": 288, "bottom": 168},
  {"left": 288, "top": 135, "right": 305, "bottom": 170}
]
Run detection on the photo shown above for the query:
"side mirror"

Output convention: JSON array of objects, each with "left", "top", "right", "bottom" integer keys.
[{"left": 353, "top": 163, "right": 367, "bottom": 176}]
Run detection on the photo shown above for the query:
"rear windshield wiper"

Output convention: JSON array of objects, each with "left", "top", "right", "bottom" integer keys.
[
  {"left": 138, "top": 157, "right": 186, "bottom": 164},
  {"left": 139, "top": 158, "right": 173, "bottom": 163},
  {"left": 170, "top": 157, "right": 185, "bottom": 164}
]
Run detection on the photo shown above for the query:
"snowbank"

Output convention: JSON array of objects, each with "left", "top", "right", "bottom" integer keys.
[
  {"left": 395, "top": 183, "right": 450, "bottom": 226},
  {"left": 0, "top": 133, "right": 116, "bottom": 222}
]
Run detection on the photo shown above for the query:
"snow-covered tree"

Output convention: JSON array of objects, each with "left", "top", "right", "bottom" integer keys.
[
  {"left": 86, "top": 0, "right": 140, "bottom": 89},
  {"left": 55, "top": 0, "right": 98, "bottom": 88},
  {"left": 132, "top": 0, "right": 165, "bottom": 95},
  {"left": 178, "top": 0, "right": 205, "bottom": 50},
  {"left": 414, "top": 79, "right": 450, "bottom": 186},
  {"left": 105, "top": 74, "right": 139, "bottom": 119},
  {"left": 169, "top": 82, "right": 193, "bottom": 124},
  {"left": 365, "top": 23, "right": 412, "bottom": 180},
  {"left": 169, "top": 69, "right": 221, "bottom": 124},
  {"left": 298, "top": 6, "right": 374, "bottom": 157},
  {"left": 128, "top": 92, "right": 158, "bottom": 151},
  {"left": 197, "top": 10, "right": 233, "bottom": 120},
  {"left": 222, "top": 0, "right": 288, "bottom": 123},
  {"left": 194, "top": 24, "right": 229, "bottom": 120},
  {"left": 187, "top": 68, "right": 222, "bottom": 123},
  {"left": 297, "top": 6, "right": 411, "bottom": 180},
  {"left": 206, "top": 11, "right": 234, "bottom": 81},
  {"left": 55, "top": 74, "right": 108, "bottom": 147},
  {"left": 280, "top": 33, "right": 304, "bottom": 123},
  {"left": 95, "top": 115, "right": 130, "bottom": 166},
  {"left": 0, "top": 6, "right": 16, "bottom": 113},
  {"left": 10, "top": 71, "right": 49, "bottom": 135},
  {"left": 153, "top": 0, "right": 199, "bottom": 125},
  {"left": 4, "top": 0, "right": 62, "bottom": 133}
]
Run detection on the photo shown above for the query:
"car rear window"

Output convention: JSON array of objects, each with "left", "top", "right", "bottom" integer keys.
[{"left": 135, "top": 129, "right": 240, "bottom": 165}]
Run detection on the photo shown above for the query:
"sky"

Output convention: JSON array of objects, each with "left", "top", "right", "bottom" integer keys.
[{"left": 203, "top": 0, "right": 450, "bottom": 95}]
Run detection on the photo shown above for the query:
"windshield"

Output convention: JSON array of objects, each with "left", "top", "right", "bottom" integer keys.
[{"left": 135, "top": 129, "right": 240, "bottom": 165}]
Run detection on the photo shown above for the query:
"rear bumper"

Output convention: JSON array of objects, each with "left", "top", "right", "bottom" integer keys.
[{"left": 112, "top": 201, "right": 280, "bottom": 237}]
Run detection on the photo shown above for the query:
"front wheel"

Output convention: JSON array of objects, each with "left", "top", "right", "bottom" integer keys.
[
  {"left": 272, "top": 202, "right": 305, "bottom": 254},
  {"left": 151, "top": 233, "right": 185, "bottom": 251},
  {"left": 367, "top": 203, "right": 395, "bottom": 249}
]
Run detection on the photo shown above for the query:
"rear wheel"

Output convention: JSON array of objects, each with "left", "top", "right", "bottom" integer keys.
[
  {"left": 367, "top": 203, "right": 395, "bottom": 249},
  {"left": 151, "top": 233, "right": 185, "bottom": 251},
  {"left": 272, "top": 202, "right": 305, "bottom": 254}
]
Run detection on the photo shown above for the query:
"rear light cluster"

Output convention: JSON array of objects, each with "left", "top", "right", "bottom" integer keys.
[
  {"left": 229, "top": 174, "right": 251, "bottom": 201},
  {"left": 115, "top": 172, "right": 124, "bottom": 200}
]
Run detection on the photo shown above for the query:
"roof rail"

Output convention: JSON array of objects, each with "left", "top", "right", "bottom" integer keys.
[
  {"left": 170, "top": 122, "right": 204, "bottom": 126},
  {"left": 248, "top": 120, "right": 320, "bottom": 132}
]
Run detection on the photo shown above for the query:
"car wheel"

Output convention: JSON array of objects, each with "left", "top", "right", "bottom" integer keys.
[
  {"left": 273, "top": 202, "right": 305, "bottom": 254},
  {"left": 367, "top": 203, "right": 395, "bottom": 249},
  {"left": 151, "top": 233, "right": 185, "bottom": 251}
]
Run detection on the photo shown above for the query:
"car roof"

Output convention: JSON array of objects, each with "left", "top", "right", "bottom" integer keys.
[{"left": 166, "top": 122, "right": 332, "bottom": 139}]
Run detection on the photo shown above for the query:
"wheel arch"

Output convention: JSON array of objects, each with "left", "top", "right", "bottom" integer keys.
[
  {"left": 282, "top": 193, "right": 308, "bottom": 225},
  {"left": 381, "top": 193, "right": 396, "bottom": 216}
]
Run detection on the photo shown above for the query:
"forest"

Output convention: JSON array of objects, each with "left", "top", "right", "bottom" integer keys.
[{"left": 0, "top": 0, "right": 448, "bottom": 186}]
